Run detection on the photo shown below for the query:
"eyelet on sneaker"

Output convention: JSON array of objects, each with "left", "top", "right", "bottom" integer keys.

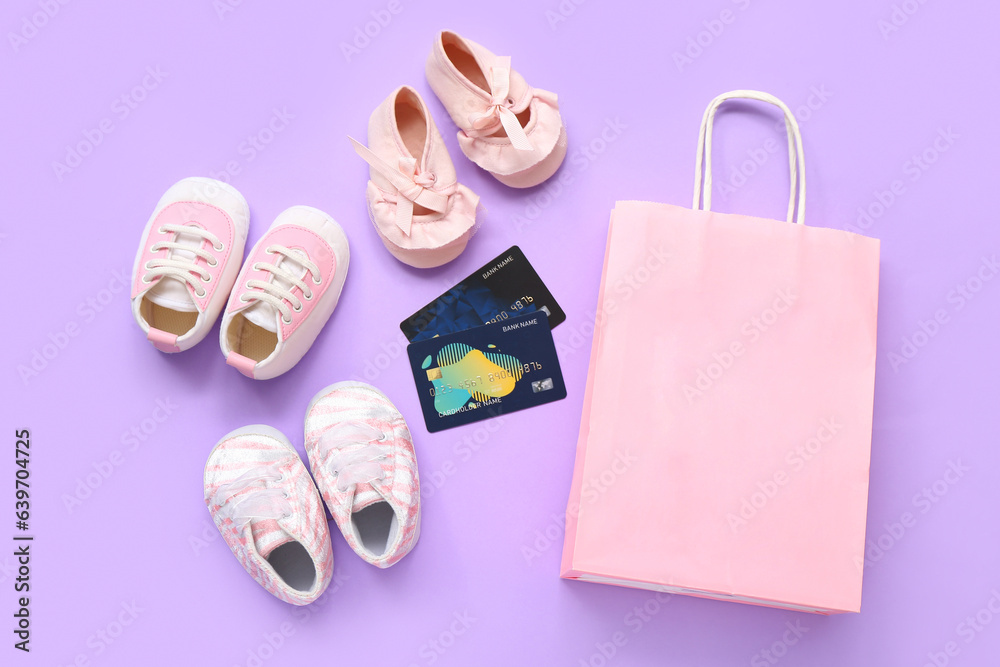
[
  {"left": 245, "top": 281, "right": 253, "bottom": 290},
  {"left": 239, "top": 294, "right": 249, "bottom": 303},
  {"left": 264, "top": 247, "right": 276, "bottom": 255},
  {"left": 282, "top": 315, "right": 292, "bottom": 325},
  {"left": 292, "top": 303, "right": 303, "bottom": 313},
  {"left": 203, "top": 273, "right": 212, "bottom": 283},
  {"left": 312, "top": 275, "right": 322, "bottom": 285},
  {"left": 214, "top": 241, "right": 225, "bottom": 252},
  {"left": 144, "top": 261, "right": 154, "bottom": 270},
  {"left": 208, "top": 257, "right": 219, "bottom": 268},
  {"left": 157, "top": 227, "right": 167, "bottom": 234},
  {"left": 252, "top": 263, "right": 262, "bottom": 271},
  {"left": 196, "top": 288, "right": 207, "bottom": 298},
  {"left": 303, "top": 290, "right": 313, "bottom": 301},
  {"left": 141, "top": 274, "right": 152, "bottom": 284}
]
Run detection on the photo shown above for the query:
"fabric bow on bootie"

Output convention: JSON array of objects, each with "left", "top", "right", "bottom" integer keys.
[
  {"left": 466, "top": 56, "right": 534, "bottom": 151},
  {"left": 350, "top": 137, "right": 451, "bottom": 235}
]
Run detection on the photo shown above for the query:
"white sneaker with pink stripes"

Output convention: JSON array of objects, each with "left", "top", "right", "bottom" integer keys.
[
  {"left": 204, "top": 425, "right": 333, "bottom": 605},
  {"left": 304, "top": 382, "right": 421, "bottom": 568}
]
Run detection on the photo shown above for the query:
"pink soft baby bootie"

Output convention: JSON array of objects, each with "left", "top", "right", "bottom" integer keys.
[
  {"left": 425, "top": 30, "right": 567, "bottom": 188},
  {"left": 350, "top": 86, "right": 479, "bottom": 269}
]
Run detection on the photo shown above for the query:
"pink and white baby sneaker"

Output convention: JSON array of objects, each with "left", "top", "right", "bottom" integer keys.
[
  {"left": 350, "top": 85, "right": 479, "bottom": 269},
  {"left": 304, "top": 382, "right": 421, "bottom": 568},
  {"left": 426, "top": 30, "right": 567, "bottom": 188},
  {"left": 204, "top": 424, "right": 333, "bottom": 605},
  {"left": 131, "top": 177, "right": 249, "bottom": 353},
  {"left": 220, "top": 205, "right": 349, "bottom": 380}
]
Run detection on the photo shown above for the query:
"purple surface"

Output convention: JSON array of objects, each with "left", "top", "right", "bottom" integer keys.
[{"left": 3, "top": 0, "right": 999, "bottom": 665}]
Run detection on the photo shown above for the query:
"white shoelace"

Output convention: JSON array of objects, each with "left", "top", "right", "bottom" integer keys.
[
  {"left": 316, "top": 422, "right": 390, "bottom": 492},
  {"left": 239, "top": 245, "right": 322, "bottom": 325},
  {"left": 212, "top": 466, "right": 292, "bottom": 530},
  {"left": 141, "top": 223, "right": 224, "bottom": 299}
]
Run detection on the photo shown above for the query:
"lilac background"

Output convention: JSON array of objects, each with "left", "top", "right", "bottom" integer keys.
[{"left": 3, "top": 0, "right": 999, "bottom": 665}]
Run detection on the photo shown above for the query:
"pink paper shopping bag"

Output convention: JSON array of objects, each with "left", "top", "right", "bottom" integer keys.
[{"left": 560, "top": 91, "right": 880, "bottom": 614}]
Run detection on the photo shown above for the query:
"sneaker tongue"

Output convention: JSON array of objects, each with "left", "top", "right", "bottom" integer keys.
[
  {"left": 251, "top": 518, "right": 294, "bottom": 559},
  {"left": 242, "top": 301, "right": 281, "bottom": 333},
  {"left": 351, "top": 482, "right": 384, "bottom": 514},
  {"left": 145, "top": 277, "right": 196, "bottom": 311},
  {"left": 241, "top": 250, "right": 309, "bottom": 334},
  {"left": 143, "top": 228, "right": 204, "bottom": 312}
]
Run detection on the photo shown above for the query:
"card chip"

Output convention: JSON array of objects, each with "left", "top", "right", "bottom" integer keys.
[
  {"left": 532, "top": 378, "right": 554, "bottom": 393},
  {"left": 426, "top": 368, "right": 442, "bottom": 380}
]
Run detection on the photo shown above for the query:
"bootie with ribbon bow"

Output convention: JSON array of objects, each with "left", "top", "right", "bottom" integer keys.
[
  {"left": 349, "top": 85, "right": 479, "bottom": 269},
  {"left": 425, "top": 30, "right": 568, "bottom": 188}
]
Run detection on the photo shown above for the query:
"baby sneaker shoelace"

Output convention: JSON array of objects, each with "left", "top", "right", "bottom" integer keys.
[
  {"left": 211, "top": 466, "right": 292, "bottom": 531},
  {"left": 140, "top": 222, "right": 225, "bottom": 300},
  {"left": 315, "top": 422, "right": 391, "bottom": 492},
  {"left": 237, "top": 244, "right": 322, "bottom": 326}
]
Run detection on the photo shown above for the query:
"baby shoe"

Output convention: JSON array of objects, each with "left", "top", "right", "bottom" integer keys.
[
  {"left": 425, "top": 30, "right": 567, "bottom": 188},
  {"left": 204, "top": 424, "right": 333, "bottom": 605},
  {"left": 349, "top": 85, "right": 479, "bottom": 269},
  {"left": 304, "top": 382, "right": 421, "bottom": 568},
  {"left": 220, "top": 205, "right": 349, "bottom": 380},
  {"left": 131, "top": 177, "right": 249, "bottom": 352}
]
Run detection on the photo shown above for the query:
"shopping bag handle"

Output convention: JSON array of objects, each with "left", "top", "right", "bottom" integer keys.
[{"left": 692, "top": 90, "right": 806, "bottom": 225}]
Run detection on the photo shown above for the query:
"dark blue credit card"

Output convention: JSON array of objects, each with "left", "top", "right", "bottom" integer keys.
[
  {"left": 406, "top": 312, "right": 567, "bottom": 432},
  {"left": 400, "top": 246, "right": 565, "bottom": 342}
]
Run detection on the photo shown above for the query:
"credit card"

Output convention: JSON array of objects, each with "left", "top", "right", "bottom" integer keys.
[
  {"left": 400, "top": 246, "right": 565, "bottom": 342},
  {"left": 407, "top": 311, "right": 567, "bottom": 432}
]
